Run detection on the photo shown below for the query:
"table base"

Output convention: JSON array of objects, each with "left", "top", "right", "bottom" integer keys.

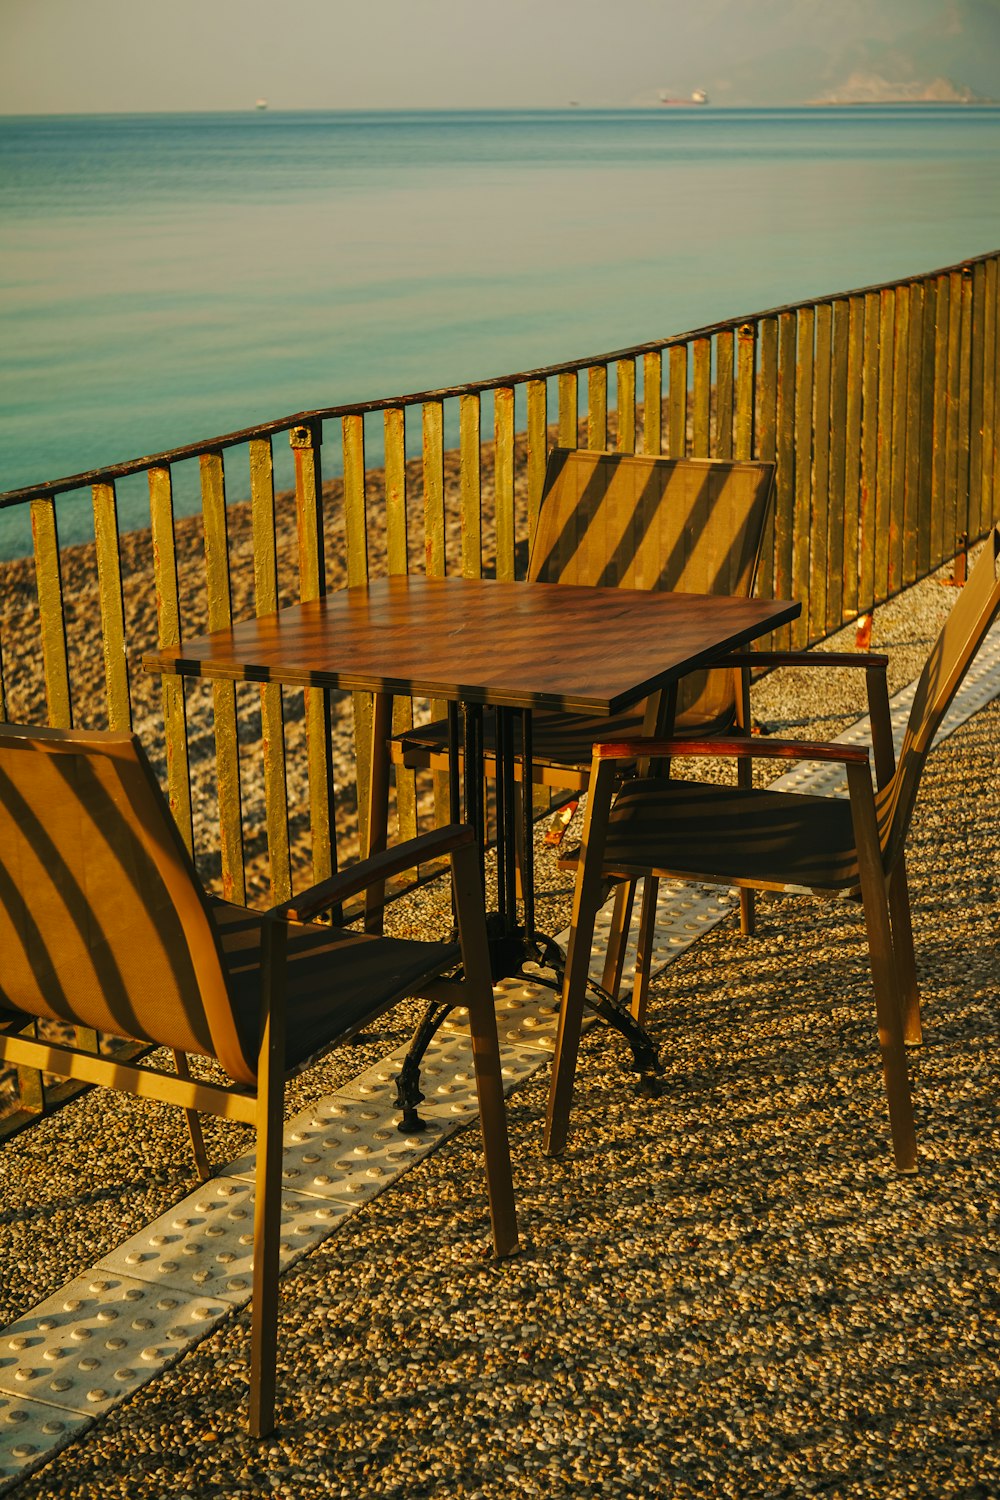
[{"left": 393, "top": 926, "right": 664, "bottom": 1134}]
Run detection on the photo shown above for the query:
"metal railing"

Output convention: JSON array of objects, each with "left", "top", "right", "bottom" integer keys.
[{"left": 1, "top": 248, "right": 997, "bottom": 1128}]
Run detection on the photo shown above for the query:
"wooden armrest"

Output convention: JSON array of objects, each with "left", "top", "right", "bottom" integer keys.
[
  {"left": 593, "top": 736, "right": 870, "bottom": 766},
  {"left": 717, "top": 650, "right": 889, "bottom": 670},
  {"left": 273, "top": 825, "right": 475, "bottom": 923}
]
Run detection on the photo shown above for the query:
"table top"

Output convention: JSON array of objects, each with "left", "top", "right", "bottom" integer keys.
[{"left": 142, "top": 574, "right": 799, "bottom": 716}]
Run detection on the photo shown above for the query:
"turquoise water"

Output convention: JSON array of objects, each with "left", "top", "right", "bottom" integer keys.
[{"left": 2, "top": 106, "right": 1000, "bottom": 556}]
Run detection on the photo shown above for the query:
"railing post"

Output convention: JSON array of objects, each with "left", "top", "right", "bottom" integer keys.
[
  {"left": 250, "top": 436, "right": 292, "bottom": 904},
  {"left": 292, "top": 420, "right": 335, "bottom": 888},
  {"left": 201, "top": 448, "right": 245, "bottom": 906}
]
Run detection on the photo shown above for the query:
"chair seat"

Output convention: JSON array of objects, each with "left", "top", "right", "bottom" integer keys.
[
  {"left": 210, "top": 902, "right": 460, "bottom": 1077},
  {"left": 396, "top": 700, "right": 736, "bottom": 775},
  {"left": 602, "top": 777, "right": 863, "bottom": 892}
]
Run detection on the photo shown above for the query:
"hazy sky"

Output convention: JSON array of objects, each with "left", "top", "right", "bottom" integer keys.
[{"left": 2, "top": 0, "right": 987, "bottom": 114}]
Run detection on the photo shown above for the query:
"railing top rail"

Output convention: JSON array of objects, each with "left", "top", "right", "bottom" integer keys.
[{"left": 2, "top": 247, "right": 996, "bottom": 511}]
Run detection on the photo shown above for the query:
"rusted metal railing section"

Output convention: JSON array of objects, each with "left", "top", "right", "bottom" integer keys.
[{"left": 1, "top": 249, "right": 998, "bottom": 1131}]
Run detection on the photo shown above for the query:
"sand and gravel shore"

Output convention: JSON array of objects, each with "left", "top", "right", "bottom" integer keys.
[{"left": 2, "top": 547, "right": 998, "bottom": 1498}]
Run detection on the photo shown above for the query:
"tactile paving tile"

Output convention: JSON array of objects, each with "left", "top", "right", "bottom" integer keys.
[
  {"left": 0, "top": 1273, "right": 228, "bottom": 1418},
  {"left": 0, "top": 1394, "right": 89, "bottom": 1491},
  {"left": 441, "top": 976, "right": 564, "bottom": 1053},
  {"left": 96, "top": 1179, "right": 353, "bottom": 1302},
  {"left": 586, "top": 878, "right": 738, "bottom": 986}
]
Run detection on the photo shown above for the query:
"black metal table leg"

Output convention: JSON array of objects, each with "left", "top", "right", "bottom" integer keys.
[{"left": 394, "top": 697, "right": 663, "bottom": 1133}]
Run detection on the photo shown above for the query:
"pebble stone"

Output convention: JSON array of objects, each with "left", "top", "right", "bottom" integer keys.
[{"left": 2, "top": 559, "right": 998, "bottom": 1498}]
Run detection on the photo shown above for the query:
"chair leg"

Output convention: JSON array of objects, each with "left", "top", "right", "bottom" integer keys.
[
  {"left": 249, "top": 920, "right": 288, "bottom": 1439},
  {"left": 629, "top": 877, "right": 660, "bottom": 1025},
  {"left": 847, "top": 764, "right": 917, "bottom": 1173},
  {"left": 545, "top": 758, "right": 618, "bottom": 1157},
  {"left": 171, "top": 1051, "right": 212, "bottom": 1182},
  {"left": 600, "top": 880, "right": 635, "bottom": 1000},
  {"left": 364, "top": 692, "right": 394, "bottom": 936},
  {"left": 888, "top": 858, "right": 922, "bottom": 1046},
  {"left": 737, "top": 748, "right": 756, "bottom": 936},
  {"left": 451, "top": 841, "right": 519, "bottom": 1258}
]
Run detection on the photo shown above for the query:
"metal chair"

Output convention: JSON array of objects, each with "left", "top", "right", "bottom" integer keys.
[
  {"left": 544, "top": 524, "right": 1000, "bottom": 1173},
  {"left": 391, "top": 448, "right": 776, "bottom": 966},
  {"left": 0, "top": 724, "right": 518, "bottom": 1437}
]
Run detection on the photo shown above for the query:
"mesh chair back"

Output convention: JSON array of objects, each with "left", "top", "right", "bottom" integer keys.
[
  {"left": 0, "top": 725, "right": 255, "bottom": 1085},
  {"left": 529, "top": 449, "right": 775, "bottom": 728},
  {"left": 881, "top": 524, "right": 1000, "bottom": 867}
]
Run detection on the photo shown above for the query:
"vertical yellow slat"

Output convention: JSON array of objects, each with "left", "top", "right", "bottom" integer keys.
[
  {"left": 642, "top": 351, "right": 662, "bottom": 455},
  {"left": 291, "top": 422, "right": 334, "bottom": 886},
  {"left": 843, "top": 296, "right": 865, "bottom": 619},
  {"left": 827, "top": 301, "right": 849, "bottom": 627},
  {"left": 587, "top": 365, "right": 607, "bottom": 451},
  {"left": 616, "top": 358, "right": 636, "bottom": 453},
  {"left": 148, "top": 465, "right": 194, "bottom": 855},
  {"left": 383, "top": 407, "right": 417, "bottom": 844},
  {"left": 858, "top": 291, "right": 881, "bottom": 612},
  {"left": 691, "top": 338, "right": 711, "bottom": 457},
  {"left": 423, "top": 401, "right": 446, "bottom": 576},
  {"left": 992, "top": 256, "right": 1000, "bottom": 530},
  {"left": 343, "top": 414, "right": 369, "bottom": 588},
  {"left": 956, "top": 265, "right": 973, "bottom": 548},
  {"left": 903, "top": 282, "right": 923, "bottom": 587},
  {"left": 930, "top": 274, "right": 951, "bottom": 568},
  {"left": 888, "top": 285, "right": 909, "bottom": 595},
  {"left": 982, "top": 258, "right": 997, "bottom": 535},
  {"left": 668, "top": 345, "right": 687, "bottom": 458},
  {"left": 422, "top": 399, "right": 449, "bottom": 818},
  {"left": 874, "top": 289, "right": 895, "bottom": 606},
  {"left": 558, "top": 371, "right": 578, "bottom": 447},
  {"left": 249, "top": 436, "right": 291, "bottom": 902},
  {"left": 384, "top": 408, "right": 408, "bottom": 575},
  {"left": 792, "top": 307, "right": 814, "bottom": 648},
  {"left": 774, "top": 312, "right": 797, "bottom": 646},
  {"left": 0, "top": 627, "right": 6, "bottom": 723},
  {"left": 715, "top": 329, "right": 734, "bottom": 460},
  {"left": 200, "top": 450, "right": 245, "bottom": 905},
  {"left": 755, "top": 317, "right": 778, "bottom": 608},
  {"left": 945, "top": 270, "right": 963, "bottom": 561},
  {"left": 343, "top": 413, "right": 373, "bottom": 852},
  {"left": 735, "top": 323, "right": 755, "bottom": 463},
  {"left": 811, "top": 304, "right": 832, "bottom": 639},
  {"left": 92, "top": 481, "right": 130, "bottom": 730},
  {"left": 917, "top": 278, "right": 937, "bottom": 576},
  {"left": 459, "top": 393, "right": 482, "bottom": 579},
  {"left": 30, "top": 498, "right": 72, "bottom": 728},
  {"left": 969, "top": 264, "right": 985, "bottom": 540},
  {"left": 494, "top": 386, "right": 516, "bottom": 582},
  {"left": 526, "top": 378, "right": 548, "bottom": 556}
]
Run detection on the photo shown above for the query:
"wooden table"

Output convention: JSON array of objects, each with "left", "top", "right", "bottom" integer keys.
[
  {"left": 145, "top": 573, "right": 799, "bottom": 1126},
  {"left": 143, "top": 573, "right": 799, "bottom": 935},
  {"left": 143, "top": 574, "right": 798, "bottom": 712}
]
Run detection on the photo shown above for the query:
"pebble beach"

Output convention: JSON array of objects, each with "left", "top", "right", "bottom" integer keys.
[{"left": 1, "top": 545, "right": 998, "bottom": 1497}]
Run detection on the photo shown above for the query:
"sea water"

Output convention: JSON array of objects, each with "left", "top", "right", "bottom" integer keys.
[{"left": 2, "top": 105, "right": 1000, "bottom": 557}]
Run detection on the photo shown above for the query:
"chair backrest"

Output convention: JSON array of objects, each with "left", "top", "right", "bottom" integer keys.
[
  {"left": 0, "top": 724, "right": 257, "bottom": 1086},
  {"left": 528, "top": 449, "right": 775, "bottom": 729},
  {"left": 880, "top": 524, "right": 1000, "bottom": 869}
]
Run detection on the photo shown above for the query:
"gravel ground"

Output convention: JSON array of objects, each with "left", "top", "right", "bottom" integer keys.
[{"left": 2, "top": 564, "right": 998, "bottom": 1498}]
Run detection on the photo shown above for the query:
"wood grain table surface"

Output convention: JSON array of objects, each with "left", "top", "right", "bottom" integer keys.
[{"left": 142, "top": 575, "right": 800, "bottom": 715}]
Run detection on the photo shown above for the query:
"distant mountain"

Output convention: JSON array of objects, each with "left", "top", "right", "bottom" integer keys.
[{"left": 667, "top": 0, "right": 1000, "bottom": 105}]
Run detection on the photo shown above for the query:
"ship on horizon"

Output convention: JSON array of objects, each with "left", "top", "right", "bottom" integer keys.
[{"left": 659, "top": 88, "right": 708, "bottom": 106}]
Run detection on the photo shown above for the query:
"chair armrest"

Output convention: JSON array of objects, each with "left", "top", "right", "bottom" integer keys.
[
  {"left": 272, "top": 825, "right": 475, "bottom": 923},
  {"left": 716, "top": 650, "right": 889, "bottom": 670},
  {"left": 593, "top": 735, "right": 871, "bottom": 766}
]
